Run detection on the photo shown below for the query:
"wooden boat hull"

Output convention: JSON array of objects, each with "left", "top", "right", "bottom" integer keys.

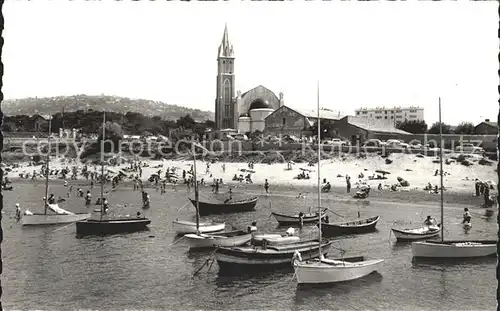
[
  {"left": 216, "top": 240, "right": 332, "bottom": 269},
  {"left": 76, "top": 218, "right": 151, "bottom": 236},
  {"left": 251, "top": 235, "right": 301, "bottom": 246},
  {"left": 391, "top": 225, "right": 441, "bottom": 241},
  {"left": 320, "top": 216, "right": 379, "bottom": 237},
  {"left": 184, "top": 231, "right": 252, "bottom": 249},
  {"left": 172, "top": 220, "right": 225, "bottom": 235},
  {"left": 293, "top": 258, "right": 384, "bottom": 284},
  {"left": 22, "top": 213, "right": 91, "bottom": 226},
  {"left": 189, "top": 197, "right": 258, "bottom": 216},
  {"left": 272, "top": 209, "right": 327, "bottom": 225},
  {"left": 411, "top": 240, "right": 497, "bottom": 258}
]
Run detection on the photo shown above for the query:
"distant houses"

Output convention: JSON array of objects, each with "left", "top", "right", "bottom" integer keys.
[{"left": 474, "top": 119, "right": 498, "bottom": 135}]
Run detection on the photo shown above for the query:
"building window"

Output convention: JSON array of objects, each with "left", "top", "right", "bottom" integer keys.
[
  {"left": 356, "top": 111, "right": 360, "bottom": 115},
  {"left": 375, "top": 116, "right": 382, "bottom": 119},
  {"left": 362, "top": 111, "right": 367, "bottom": 114},
  {"left": 391, "top": 116, "right": 393, "bottom": 119},
  {"left": 282, "top": 118, "right": 286, "bottom": 126},
  {"left": 410, "top": 109, "right": 417, "bottom": 113},
  {"left": 385, "top": 111, "right": 387, "bottom": 114},
  {"left": 384, "top": 116, "right": 387, "bottom": 119}
]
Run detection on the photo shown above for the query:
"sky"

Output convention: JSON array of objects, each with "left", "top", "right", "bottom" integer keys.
[{"left": 3, "top": 1, "right": 498, "bottom": 125}]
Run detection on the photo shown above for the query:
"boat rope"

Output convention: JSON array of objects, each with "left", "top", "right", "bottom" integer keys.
[
  {"left": 170, "top": 235, "right": 186, "bottom": 246},
  {"left": 192, "top": 246, "right": 219, "bottom": 277},
  {"left": 325, "top": 208, "right": 345, "bottom": 218},
  {"left": 52, "top": 222, "right": 74, "bottom": 233}
]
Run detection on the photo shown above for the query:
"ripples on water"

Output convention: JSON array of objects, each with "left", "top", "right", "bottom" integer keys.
[{"left": 2, "top": 183, "right": 497, "bottom": 310}]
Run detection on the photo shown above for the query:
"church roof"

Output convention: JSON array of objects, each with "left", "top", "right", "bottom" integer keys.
[
  {"left": 218, "top": 23, "right": 234, "bottom": 58},
  {"left": 249, "top": 98, "right": 271, "bottom": 110}
]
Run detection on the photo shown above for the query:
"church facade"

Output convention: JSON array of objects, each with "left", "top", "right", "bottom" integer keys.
[{"left": 214, "top": 25, "right": 284, "bottom": 134}]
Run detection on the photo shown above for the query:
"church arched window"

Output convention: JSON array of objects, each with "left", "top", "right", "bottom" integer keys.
[{"left": 223, "top": 79, "right": 231, "bottom": 118}]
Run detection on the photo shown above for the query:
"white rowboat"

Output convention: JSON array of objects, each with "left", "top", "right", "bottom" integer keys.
[
  {"left": 391, "top": 225, "right": 441, "bottom": 241},
  {"left": 22, "top": 204, "right": 90, "bottom": 226},
  {"left": 293, "top": 256, "right": 384, "bottom": 284},
  {"left": 173, "top": 219, "right": 225, "bottom": 235},
  {"left": 184, "top": 230, "right": 252, "bottom": 249},
  {"left": 411, "top": 240, "right": 496, "bottom": 258}
]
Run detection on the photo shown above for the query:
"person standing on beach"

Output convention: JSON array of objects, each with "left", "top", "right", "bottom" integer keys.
[
  {"left": 264, "top": 179, "right": 270, "bottom": 194},
  {"left": 346, "top": 178, "right": 351, "bottom": 193},
  {"left": 222, "top": 163, "right": 226, "bottom": 173},
  {"left": 474, "top": 179, "right": 480, "bottom": 196}
]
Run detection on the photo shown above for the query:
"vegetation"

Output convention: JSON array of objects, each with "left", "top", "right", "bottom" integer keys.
[
  {"left": 454, "top": 122, "right": 475, "bottom": 135},
  {"left": 396, "top": 120, "right": 428, "bottom": 134},
  {"left": 2, "top": 94, "right": 214, "bottom": 121},
  {"left": 428, "top": 122, "right": 452, "bottom": 134}
]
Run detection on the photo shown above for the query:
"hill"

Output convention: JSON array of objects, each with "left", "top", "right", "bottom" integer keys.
[{"left": 1, "top": 94, "right": 215, "bottom": 121}]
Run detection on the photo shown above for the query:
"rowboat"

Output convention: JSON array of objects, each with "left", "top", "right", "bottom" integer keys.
[
  {"left": 320, "top": 216, "right": 379, "bottom": 237},
  {"left": 184, "top": 230, "right": 252, "bottom": 249},
  {"left": 173, "top": 219, "right": 225, "bottom": 235},
  {"left": 411, "top": 240, "right": 496, "bottom": 258},
  {"left": 22, "top": 204, "right": 90, "bottom": 226},
  {"left": 216, "top": 239, "right": 332, "bottom": 269},
  {"left": 76, "top": 217, "right": 151, "bottom": 237},
  {"left": 251, "top": 234, "right": 300, "bottom": 246},
  {"left": 271, "top": 209, "right": 327, "bottom": 226},
  {"left": 293, "top": 255, "right": 384, "bottom": 284},
  {"left": 391, "top": 225, "right": 441, "bottom": 241},
  {"left": 411, "top": 100, "right": 497, "bottom": 259},
  {"left": 189, "top": 197, "right": 258, "bottom": 216}
]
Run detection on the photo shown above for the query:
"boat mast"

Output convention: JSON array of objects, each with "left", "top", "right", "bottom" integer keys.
[
  {"left": 100, "top": 112, "right": 105, "bottom": 221},
  {"left": 44, "top": 117, "right": 52, "bottom": 215},
  {"left": 317, "top": 81, "right": 322, "bottom": 258},
  {"left": 438, "top": 98, "right": 444, "bottom": 242},
  {"left": 192, "top": 145, "right": 200, "bottom": 234}
]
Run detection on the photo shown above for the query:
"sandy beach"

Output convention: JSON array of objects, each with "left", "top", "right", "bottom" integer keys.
[{"left": 4, "top": 152, "right": 496, "bottom": 208}]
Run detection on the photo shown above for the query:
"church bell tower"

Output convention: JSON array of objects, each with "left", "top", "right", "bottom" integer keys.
[{"left": 215, "top": 23, "right": 237, "bottom": 130}]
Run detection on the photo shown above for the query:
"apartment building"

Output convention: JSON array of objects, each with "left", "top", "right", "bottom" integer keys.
[{"left": 354, "top": 106, "right": 424, "bottom": 124}]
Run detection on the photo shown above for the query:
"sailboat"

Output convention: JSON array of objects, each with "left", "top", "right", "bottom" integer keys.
[
  {"left": 292, "top": 82, "right": 384, "bottom": 284},
  {"left": 75, "top": 112, "right": 151, "bottom": 236},
  {"left": 22, "top": 116, "right": 90, "bottom": 226},
  {"left": 411, "top": 99, "right": 496, "bottom": 258},
  {"left": 182, "top": 143, "right": 250, "bottom": 249}
]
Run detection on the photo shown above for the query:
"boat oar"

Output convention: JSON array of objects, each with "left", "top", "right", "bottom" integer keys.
[{"left": 193, "top": 247, "right": 219, "bottom": 277}]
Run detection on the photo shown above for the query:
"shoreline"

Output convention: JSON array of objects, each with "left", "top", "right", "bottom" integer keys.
[{"left": 7, "top": 176, "right": 490, "bottom": 210}]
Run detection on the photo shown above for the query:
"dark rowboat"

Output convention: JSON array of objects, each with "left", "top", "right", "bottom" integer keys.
[
  {"left": 189, "top": 196, "right": 258, "bottom": 216},
  {"left": 320, "top": 216, "right": 379, "bottom": 237},
  {"left": 76, "top": 217, "right": 151, "bottom": 237},
  {"left": 215, "top": 239, "right": 332, "bottom": 271},
  {"left": 272, "top": 209, "right": 328, "bottom": 226}
]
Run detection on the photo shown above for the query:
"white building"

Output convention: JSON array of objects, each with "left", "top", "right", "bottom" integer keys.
[{"left": 354, "top": 106, "right": 424, "bottom": 124}]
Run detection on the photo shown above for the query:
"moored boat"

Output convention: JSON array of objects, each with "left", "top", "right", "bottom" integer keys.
[
  {"left": 189, "top": 196, "right": 258, "bottom": 216},
  {"left": 411, "top": 100, "right": 497, "bottom": 259},
  {"left": 184, "top": 230, "right": 252, "bottom": 249},
  {"left": 173, "top": 219, "right": 225, "bottom": 235},
  {"left": 75, "top": 112, "right": 151, "bottom": 237},
  {"left": 216, "top": 239, "right": 332, "bottom": 269},
  {"left": 411, "top": 240, "right": 496, "bottom": 258},
  {"left": 320, "top": 216, "right": 379, "bottom": 237},
  {"left": 251, "top": 234, "right": 300, "bottom": 246},
  {"left": 76, "top": 216, "right": 151, "bottom": 237},
  {"left": 293, "top": 255, "right": 384, "bottom": 284},
  {"left": 272, "top": 209, "right": 327, "bottom": 226},
  {"left": 22, "top": 204, "right": 91, "bottom": 226},
  {"left": 391, "top": 225, "right": 441, "bottom": 241},
  {"left": 291, "top": 82, "right": 384, "bottom": 285}
]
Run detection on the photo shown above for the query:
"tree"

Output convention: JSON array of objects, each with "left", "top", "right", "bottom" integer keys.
[
  {"left": 428, "top": 122, "right": 452, "bottom": 134},
  {"left": 310, "top": 119, "right": 336, "bottom": 139},
  {"left": 98, "top": 121, "right": 124, "bottom": 152},
  {"left": 454, "top": 122, "right": 475, "bottom": 134},
  {"left": 396, "top": 120, "right": 428, "bottom": 134},
  {"left": 177, "top": 114, "right": 196, "bottom": 129},
  {"left": 204, "top": 119, "right": 216, "bottom": 129}
]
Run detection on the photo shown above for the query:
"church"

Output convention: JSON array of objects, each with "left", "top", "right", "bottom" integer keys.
[{"left": 214, "top": 24, "right": 284, "bottom": 134}]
